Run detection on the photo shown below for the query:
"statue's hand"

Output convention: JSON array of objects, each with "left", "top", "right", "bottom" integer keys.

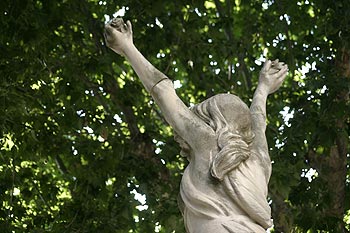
[
  {"left": 258, "top": 59, "right": 288, "bottom": 94},
  {"left": 104, "top": 18, "right": 133, "bottom": 56}
]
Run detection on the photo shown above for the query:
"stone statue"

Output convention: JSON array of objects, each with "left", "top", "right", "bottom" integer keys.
[{"left": 105, "top": 18, "right": 288, "bottom": 233}]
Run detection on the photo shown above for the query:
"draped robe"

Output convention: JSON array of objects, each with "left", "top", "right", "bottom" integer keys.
[{"left": 151, "top": 79, "right": 272, "bottom": 233}]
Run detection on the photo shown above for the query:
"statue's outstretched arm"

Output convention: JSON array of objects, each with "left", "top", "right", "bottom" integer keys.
[
  {"left": 104, "top": 18, "right": 168, "bottom": 92},
  {"left": 104, "top": 18, "right": 213, "bottom": 146},
  {"left": 250, "top": 60, "right": 288, "bottom": 160}
]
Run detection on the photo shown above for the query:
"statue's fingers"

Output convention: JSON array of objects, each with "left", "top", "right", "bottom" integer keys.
[
  {"left": 276, "top": 65, "right": 288, "bottom": 79},
  {"left": 110, "top": 18, "right": 117, "bottom": 27},
  {"left": 103, "top": 28, "right": 112, "bottom": 43},
  {"left": 104, "top": 24, "right": 113, "bottom": 35},
  {"left": 268, "top": 68, "right": 280, "bottom": 75},
  {"left": 126, "top": 20, "right": 133, "bottom": 34},
  {"left": 271, "top": 61, "right": 285, "bottom": 71},
  {"left": 270, "top": 66, "right": 280, "bottom": 73},
  {"left": 270, "top": 66, "right": 288, "bottom": 79},
  {"left": 111, "top": 17, "right": 123, "bottom": 27},
  {"left": 262, "top": 60, "right": 272, "bottom": 72},
  {"left": 105, "top": 23, "right": 122, "bottom": 36},
  {"left": 271, "top": 59, "right": 279, "bottom": 65},
  {"left": 110, "top": 18, "right": 127, "bottom": 33},
  {"left": 276, "top": 62, "right": 285, "bottom": 69}
]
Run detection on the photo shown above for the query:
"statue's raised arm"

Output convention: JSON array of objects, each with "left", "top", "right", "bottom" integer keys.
[
  {"left": 250, "top": 60, "right": 288, "bottom": 176},
  {"left": 104, "top": 18, "right": 213, "bottom": 152},
  {"left": 105, "top": 18, "right": 288, "bottom": 233}
]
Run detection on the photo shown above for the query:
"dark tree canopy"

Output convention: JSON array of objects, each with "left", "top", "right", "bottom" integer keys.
[{"left": 1, "top": 0, "right": 349, "bottom": 232}]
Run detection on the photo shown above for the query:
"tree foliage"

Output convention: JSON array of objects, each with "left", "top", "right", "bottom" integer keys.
[{"left": 1, "top": 0, "right": 349, "bottom": 232}]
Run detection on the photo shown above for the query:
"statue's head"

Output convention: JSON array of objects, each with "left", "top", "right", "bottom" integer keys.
[
  {"left": 175, "top": 93, "right": 254, "bottom": 180},
  {"left": 191, "top": 93, "right": 254, "bottom": 142}
]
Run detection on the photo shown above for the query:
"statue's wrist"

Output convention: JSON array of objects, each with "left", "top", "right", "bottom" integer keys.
[
  {"left": 257, "top": 83, "right": 270, "bottom": 95},
  {"left": 122, "top": 43, "right": 136, "bottom": 57}
]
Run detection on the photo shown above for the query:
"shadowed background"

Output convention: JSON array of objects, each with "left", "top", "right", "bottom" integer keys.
[{"left": 1, "top": 0, "right": 349, "bottom": 232}]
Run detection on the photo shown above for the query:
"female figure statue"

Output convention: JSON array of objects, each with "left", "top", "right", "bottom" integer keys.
[{"left": 104, "top": 18, "right": 288, "bottom": 233}]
